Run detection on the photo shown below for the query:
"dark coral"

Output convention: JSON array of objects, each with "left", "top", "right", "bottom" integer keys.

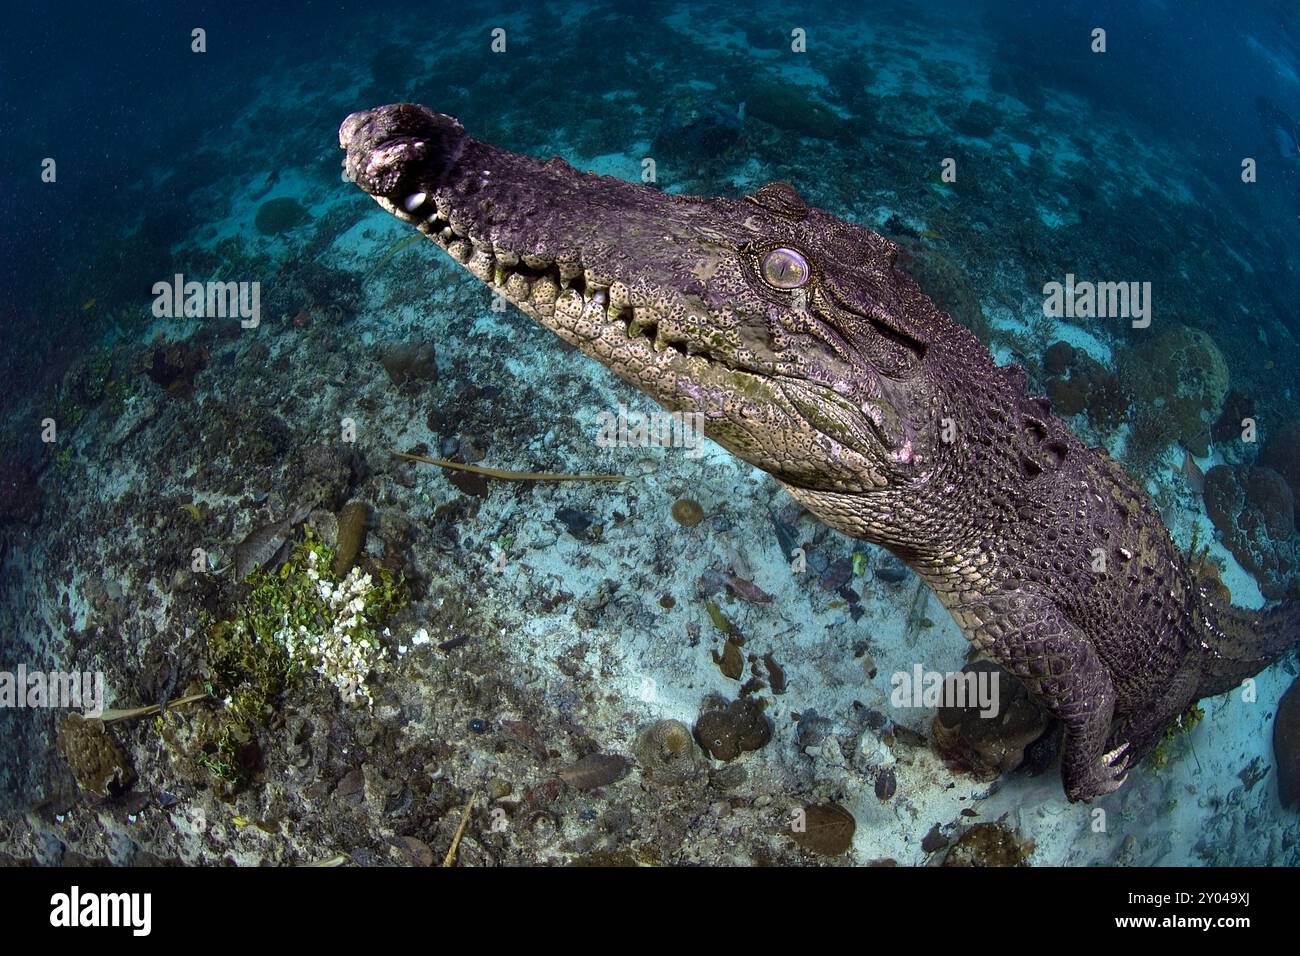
[
  {"left": 942, "top": 821, "right": 1033, "bottom": 866},
  {"left": 141, "top": 338, "right": 209, "bottom": 397},
  {"left": 0, "top": 459, "right": 42, "bottom": 525},
  {"left": 254, "top": 197, "right": 310, "bottom": 236},
  {"left": 1261, "top": 421, "right": 1300, "bottom": 513},
  {"left": 694, "top": 695, "right": 771, "bottom": 761},
  {"left": 931, "top": 660, "right": 1053, "bottom": 779},
  {"left": 57, "top": 715, "right": 136, "bottom": 797},
  {"left": 378, "top": 342, "right": 438, "bottom": 387},
  {"left": 1204, "top": 464, "right": 1300, "bottom": 600}
]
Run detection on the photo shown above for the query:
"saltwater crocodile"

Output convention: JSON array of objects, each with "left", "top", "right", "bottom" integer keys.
[{"left": 339, "top": 103, "right": 1298, "bottom": 801}]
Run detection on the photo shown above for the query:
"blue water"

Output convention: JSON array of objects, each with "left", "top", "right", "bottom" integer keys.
[{"left": 1, "top": 0, "right": 1298, "bottom": 867}]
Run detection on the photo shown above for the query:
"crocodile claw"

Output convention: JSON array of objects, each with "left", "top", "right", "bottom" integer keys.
[{"left": 1066, "top": 742, "right": 1132, "bottom": 802}]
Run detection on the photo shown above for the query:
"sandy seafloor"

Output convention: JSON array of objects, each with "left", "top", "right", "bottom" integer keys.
[{"left": 1, "top": 0, "right": 1298, "bottom": 866}]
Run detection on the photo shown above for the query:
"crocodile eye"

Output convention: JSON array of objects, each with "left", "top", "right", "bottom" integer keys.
[{"left": 761, "top": 247, "right": 809, "bottom": 289}]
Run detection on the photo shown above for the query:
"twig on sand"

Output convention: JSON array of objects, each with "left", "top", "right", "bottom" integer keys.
[
  {"left": 394, "top": 451, "right": 632, "bottom": 482},
  {"left": 99, "top": 691, "right": 211, "bottom": 725},
  {"left": 442, "top": 790, "right": 478, "bottom": 867}
]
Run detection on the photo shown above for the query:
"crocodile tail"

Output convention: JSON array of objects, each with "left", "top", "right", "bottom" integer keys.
[{"left": 1198, "top": 600, "right": 1300, "bottom": 698}]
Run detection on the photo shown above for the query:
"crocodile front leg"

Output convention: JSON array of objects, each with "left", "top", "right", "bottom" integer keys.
[{"left": 950, "top": 589, "right": 1130, "bottom": 802}]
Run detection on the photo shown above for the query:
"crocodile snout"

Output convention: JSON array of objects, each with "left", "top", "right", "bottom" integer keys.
[{"left": 339, "top": 103, "right": 465, "bottom": 202}]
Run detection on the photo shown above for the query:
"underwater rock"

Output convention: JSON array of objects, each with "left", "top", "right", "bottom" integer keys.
[
  {"left": 942, "top": 822, "right": 1033, "bottom": 867},
  {"left": 1275, "top": 677, "right": 1300, "bottom": 810},
  {"left": 1119, "top": 324, "right": 1229, "bottom": 457},
  {"left": 819, "top": 556, "right": 853, "bottom": 591},
  {"left": 788, "top": 802, "right": 856, "bottom": 857},
  {"left": 1042, "top": 340, "right": 1075, "bottom": 375},
  {"left": 557, "top": 753, "right": 629, "bottom": 791},
  {"left": 254, "top": 197, "right": 310, "bottom": 235},
  {"left": 1261, "top": 421, "right": 1300, "bottom": 516},
  {"left": 1044, "top": 349, "right": 1126, "bottom": 429},
  {"left": 57, "top": 714, "right": 135, "bottom": 797},
  {"left": 141, "top": 338, "right": 208, "bottom": 397},
  {"left": 694, "top": 695, "right": 771, "bottom": 761},
  {"left": 1211, "top": 389, "right": 1255, "bottom": 455},
  {"left": 555, "top": 506, "right": 595, "bottom": 538},
  {"left": 921, "top": 824, "right": 950, "bottom": 854},
  {"left": 949, "top": 98, "right": 1002, "bottom": 138},
  {"left": 0, "top": 460, "right": 42, "bottom": 525},
  {"left": 651, "top": 93, "right": 745, "bottom": 168},
  {"left": 931, "top": 660, "right": 1053, "bottom": 780},
  {"left": 670, "top": 498, "right": 705, "bottom": 527},
  {"left": 739, "top": 79, "right": 851, "bottom": 142},
  {"left": 795, "top": 710, "right": 834, "bottom": 751},
  {"left": 1204, "top": 464, "right": 1300, "bottom": 600},
  {"left": 874, "top": 553, "right": 909, "bottom": 583},
  {"left": 634, "top": 719, "right": 707, "bottom": 788},
  {"left": 333, "top": 501, "right": 369, "bottom": 578},
  {"left": 293, "top": 442, "right": 354, "bottom": 513},
  {"left": 378, "top": 341, "right": 438, "bottom": 387}
]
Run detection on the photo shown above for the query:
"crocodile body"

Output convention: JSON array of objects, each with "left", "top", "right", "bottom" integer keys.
[{"left": 339, "top": 104, "right": 1298, "bottom": 801}]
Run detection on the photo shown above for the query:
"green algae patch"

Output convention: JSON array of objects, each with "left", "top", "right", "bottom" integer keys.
[
  {"left": 200, "top": 529, "right": 407, "bottom": 786},
  {"left": 1149, "top": 703, "right": 1205, "bottom": 771}
]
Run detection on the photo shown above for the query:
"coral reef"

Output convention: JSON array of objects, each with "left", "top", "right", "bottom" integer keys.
[
  {"left": 254, "top": 197, "right": 310, "bottom": 235},
  {"left": 1261, "top": 421, "right": 1300, "bottom": 516},
  {"left": 634, "top": 720, "right": 707, "bottom": 788},
  {"left": 140, "top": 337, "right": 209, "bottom": 397},
  {"left": 0, "top": 459, "right": 42, "bottom": 525},
  {"left": 942, "top": 821, "right": 1034, "bottom": 866},
  {"left": 56, "top": 715, "right": 135, "bottom": 797},
  {"left": 1204, "top": 464, "right": 1300, "bottom": 599},
  {"left": 378, "top": 342, "right": 438, "bottom": 387},
  {"left": 694, "top": 695, "right": 771, "bottom": 761},
  {"left": 1118, "top": 324, "right": 1230, "bottom": 457}
]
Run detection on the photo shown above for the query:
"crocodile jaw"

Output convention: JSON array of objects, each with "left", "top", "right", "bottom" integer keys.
[{"left": 339, "top": 104, "right": 922, "bottom": 493}]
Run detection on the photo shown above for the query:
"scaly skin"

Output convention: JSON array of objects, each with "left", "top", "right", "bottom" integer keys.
[{"left": 339, "top": 104, "right": 1298, "bottom": 801}]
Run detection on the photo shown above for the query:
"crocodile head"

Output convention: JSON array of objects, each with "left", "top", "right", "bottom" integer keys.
[{"left": 340, "top": 104, "right": 968, "bottom": 497}]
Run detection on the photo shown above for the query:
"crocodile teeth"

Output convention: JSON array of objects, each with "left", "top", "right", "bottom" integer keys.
[
  {"left": 627, "top": 312, "right": 654, "bottom": 339},
  {"left": 555, "top": 289, "right": 585, "bottom": 319},
  {"left": 609, "top": 281, "right": 632, "bottom": 311},
  {"left": 467, "top": 247, "right": 494, "bottom": 281},
  {"left": 531, "top": 276, "right": 559, "bottom": 305},
  {"left": 506, "top": 273, "right": 531, "bottom": 300}
]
